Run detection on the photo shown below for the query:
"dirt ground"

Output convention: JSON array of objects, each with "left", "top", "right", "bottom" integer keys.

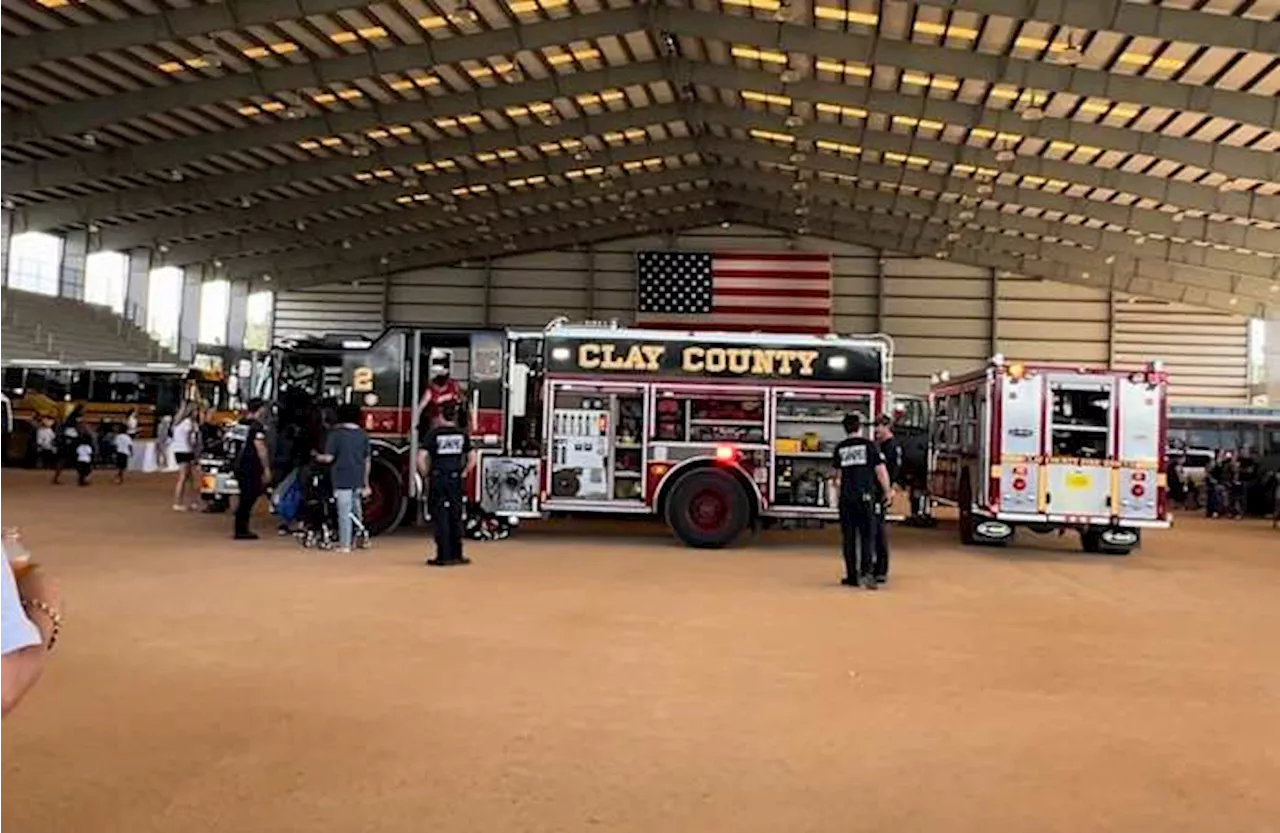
[{"left": 2, "top": 471, "right": 1277, "bottom": 833}]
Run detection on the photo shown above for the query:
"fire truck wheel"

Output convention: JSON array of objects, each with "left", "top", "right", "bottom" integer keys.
[
  {"left": 957, "top": 474, "right": 976, "bottom": 545},
  {"left": 666, "top": 468, "right": 751, "bottom": 549},
  {"left": 363, "top": 456, "right": 408, "bottom": 537}
]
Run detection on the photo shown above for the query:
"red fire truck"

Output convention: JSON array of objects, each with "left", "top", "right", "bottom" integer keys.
[
  {"left": 920, "top": 356, "right": 1170, "bottom": 555},
  {"left": 253, "top": 322, "right": 894, "bottom": 547}
]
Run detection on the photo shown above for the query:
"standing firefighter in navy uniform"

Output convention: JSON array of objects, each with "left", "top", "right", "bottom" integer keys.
[
  {"left": 418, "top": 404, "right": 471, "bottom": 567},
  {"left": 873, "top": 415, "right": 903, "bottom": 585},
  {"left": 830, "top": 413, "right": 892, "bottom": 590}
]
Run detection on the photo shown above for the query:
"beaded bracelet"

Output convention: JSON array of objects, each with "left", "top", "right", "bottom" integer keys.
[{"left": 22, "top": 599, "right": 61, "bottom": 651}]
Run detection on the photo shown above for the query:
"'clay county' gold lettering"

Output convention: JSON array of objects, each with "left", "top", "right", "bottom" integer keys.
[
  {"left": 578, "top": 343, "right": 666, "bottom": 371},
  {"left": 681, "top": 347, "right": 818, "bottom": 376}
]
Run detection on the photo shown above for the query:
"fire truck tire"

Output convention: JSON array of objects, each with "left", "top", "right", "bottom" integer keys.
[
  {"left": 364, "top": 456, "right": 408, "bottom": 537},
  {"left": 666, "top": 468, "right": 751, "bottom": 549},
  {"left": 957, "top": 474, "right": 976, "bottom": 546}
]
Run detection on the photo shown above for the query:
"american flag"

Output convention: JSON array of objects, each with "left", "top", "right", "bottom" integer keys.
[{"left": 635, "top": 250, "right": 832, "bottom": 334}]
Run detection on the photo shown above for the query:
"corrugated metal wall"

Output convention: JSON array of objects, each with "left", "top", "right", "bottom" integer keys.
[
  {"left": 1111, "top": 296, "right": 1250, "bottom": 403},
  {"left": 275, "top": 224, "right": 1251, "bottom": 403}
]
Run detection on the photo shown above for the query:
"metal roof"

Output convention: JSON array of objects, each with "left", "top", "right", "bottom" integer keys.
[{"left": 2, "top": 0, "right": 1278, "bottom": 316}]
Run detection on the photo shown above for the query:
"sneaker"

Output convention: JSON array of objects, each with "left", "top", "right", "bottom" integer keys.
[
  {"left": 840, "top": 577, "right": 859, "bottom": 587},
  {"left": 874, "top": 575, "right": 887, "bottom": 585},
  {"left": 861, "top": 575, "right": 879, "bottom": 591},
  {"left": 337, "top": 547, "right": 353, "bottom": 554},
  {"left": 234, "top": 532, "right": 261, "bottom": 540},
  {"left": 427, "top": 557, "right": 472, "bottom": 567},
  {"left": 172, "top": 504, "right": 187, "bottom": 512}
]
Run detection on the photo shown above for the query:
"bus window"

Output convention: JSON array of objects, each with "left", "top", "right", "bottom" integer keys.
[
  {"left": 2, "top": 367, "right": 25, "bottom": 394},
  {"left": 154, "top": 376, "right": 182, "bottom": 414},
  {"left": 26, "top": 369, "right": 70, "bottom": 401},
  {"left": 69, "top": 369, "right": 93, "bottom": 400}
]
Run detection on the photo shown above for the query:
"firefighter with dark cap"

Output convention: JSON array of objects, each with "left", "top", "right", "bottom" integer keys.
[
  {"left": 830, "top": 413, "right": 892, "bottom": 590},
  {"left": 418, "top": 403, "right": 471, "bottom": 567},
  {"left": 417, "top": 349, "right": 464, "bottom": 427},
  {"left": 872, "top": 414, "right": 903, "bottom": 585}
]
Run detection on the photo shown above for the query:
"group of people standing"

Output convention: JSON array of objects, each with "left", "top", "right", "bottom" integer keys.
[
  {"left": 36, "top": 407, "right": 138, "bottom": 486},
  {"left": 830, "top": 413, "right": 902, "bottom": 591}
]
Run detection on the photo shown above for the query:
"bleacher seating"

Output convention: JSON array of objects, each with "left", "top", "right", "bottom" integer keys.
[{"left": 1, "top": 287, "right": 179, "bottom": 363}]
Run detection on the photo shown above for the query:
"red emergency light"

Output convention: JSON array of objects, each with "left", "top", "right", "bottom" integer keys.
[{"left": 715, "top": 445, "right": 738, "bottom": 462}]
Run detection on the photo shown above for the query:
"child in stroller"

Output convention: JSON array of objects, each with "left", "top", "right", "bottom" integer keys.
[{"left": 281, "top": 464, "right": 370, "bottom": 551}]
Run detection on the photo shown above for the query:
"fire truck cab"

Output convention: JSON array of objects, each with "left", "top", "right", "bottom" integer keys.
[{"left": 922, "top": 356, "right": 1170, "bottom": 555}]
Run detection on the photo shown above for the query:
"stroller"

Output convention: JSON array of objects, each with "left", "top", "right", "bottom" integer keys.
[{"left": 275, "top": 465, "right": 370, "bottom": 551}]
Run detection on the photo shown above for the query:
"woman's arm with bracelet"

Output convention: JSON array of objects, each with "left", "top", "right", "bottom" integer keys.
[{"left": 2, "top": 559, "right": 61, "bottom": 717}]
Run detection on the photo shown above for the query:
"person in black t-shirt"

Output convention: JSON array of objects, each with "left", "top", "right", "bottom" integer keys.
[
  {"left": 419, "top": 404, "right": 471, "bottom": 566},
  {"left": 872, "top": 415, "right": 903, "bottom": 584},
  {"left": 830, "top": 413, "right": 891, "bottom": 590},
  {"left": 233, "top": 398, "right": 272, "bottom": 540}
]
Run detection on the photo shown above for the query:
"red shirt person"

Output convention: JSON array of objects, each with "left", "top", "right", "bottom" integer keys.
[{"left": 416, "top": 355, "right": 464, "bottom": 426}]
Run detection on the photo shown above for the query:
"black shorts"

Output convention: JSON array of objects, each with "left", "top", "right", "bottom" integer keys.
[
  {"left": 115, "top": 452, "right": 130, "bottom": 471},
  {"left": 175, "top": 452, "right": 195, "bottom": 464}
]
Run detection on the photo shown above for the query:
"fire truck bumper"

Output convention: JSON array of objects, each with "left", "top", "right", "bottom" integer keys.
[{"left": 988, "top": 511, "right": 1170, "bottom": 530}]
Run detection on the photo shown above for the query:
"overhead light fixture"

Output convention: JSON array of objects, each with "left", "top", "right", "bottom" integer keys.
[
  {"left": 779, "top": 69, "right": 802, "bottom": 83},
  {"left": 957, "top": 209, "right": 975, "bottom": 221},
  {"left": 239, "top": 195, "right": 254, "bottom": 208},
  {"left": 1228, "top": 297, "right": 1238, "bottom": 305},
  {"left": 168, "top": 168, "right": 184, "bottom": 182},
  {"left": 379, "top": 255, "right": 389, "bottom": 265},
  {"left": 0, "top": 198, "right": 13, "bottom": 210},
  {"left": 87, "top": 222, "right": 101, "bottom": 233},
  {"left": 793, "top": 205, "right": 810, "bottom": 216},
  {"left": 934, "top": 249, "right": 949, "bottom": 259},
  {"left": 1050, "top": 31, "right": 1085, "bottom": 66},
  {"left": 788, "top": 151, "right": 807, "bottom": 163},
  {"left": 81, "top": 132, "right": 98, "bottom": 147},
  {"left": 1104, "top": 254, "right": 1116, "bottom": 265},
  {"left": 349, "top": 143, "right": 372, "bottom": 158},
  {"left": 477, "top": 223, "right": 492, "bottom": 233},
  {"left": 573, "top": 149, "right": 592, "bottom": 161},
  {"left": 783, "top": 114, "right": 805, "bottom": 128},
  {"left": 443, "top": 202, "right": 459, "bottom": 214},
  {"left": 1018, "top": 92, "right": 1047, "bottom": 122},
  {"left": 262, "top": 273, "right": 273, "bottom": 282},
  {"left": 447, "top": 1, "right": 479, "bottom": 25},
  {"left": 158, "top": 243, "right": 171, "bottom": 253},
  {"left": 976, "top": 183, "right": 994, "bottom": 196},
  {"left": 946, "top": 231, "right": 961, "bottom": 242},
  {"left": 994, "top": 146, "right": 1016, "bottom": 164},
  {"left": 213, "top": 258, "right": 224, "bottom": 268},
  {"left": 720, "top": 220, "right": 731, "bottom": 229},
  {"left": 341, "top": 239, "right": 353, "bottom": 249},
  {"left": 1081, "top": 271, "right": 1090, "bottom": 279},
  {"left": 791, "top": 180, "right": 808, "bottom": 192}
]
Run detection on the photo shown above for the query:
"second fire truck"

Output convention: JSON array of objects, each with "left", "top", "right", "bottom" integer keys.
[
  {"left": 918, "top": 356, "right": 1170, "bottom": 555},
  {"left": 242, "top": 321, "right": 895, "bottom": 547}
]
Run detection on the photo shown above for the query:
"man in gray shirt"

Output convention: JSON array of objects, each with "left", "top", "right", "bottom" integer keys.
[{"left": 315, "top": 403, "right": 371, "bottom": 553}]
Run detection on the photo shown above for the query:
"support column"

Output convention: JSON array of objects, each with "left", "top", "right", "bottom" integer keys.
[
  {"left": 226, "top": 278, "right": 250, "bottom": 352},
  {"left": 59, "top": 229, "right": 88, "bottom": 301},
  {"left": 989, "top": 268, "right": 1001, "bottom": 357},
  {"left": 178, "top": 267, "right": 200, "bottom": 360},
  {"left": 481, "top": 256, "right": 493, "bottom": 327},
  {"left": 1265, "top": 319, "right": 1280, "bottom": 405},
  {"left": 1, "top": 208, "right": 12, "bottom": 287},
  {"left": 874, "top": 253, "right": 887, "bottom": 333},
  {"left": 1107, "top": 290, "right": 1117, "bottom": 369},
  {"left": 586, "top": 243, "right": 597, "bottom": 319},
  {"left": 125, "top": 248, "right": 151, "bottom": 328}
]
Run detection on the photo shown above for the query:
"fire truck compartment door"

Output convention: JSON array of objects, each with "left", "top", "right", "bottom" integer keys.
[
  {"left": 999, "top": 372, "right": 1044, "bottom": 458},
  {"left": 478, "top": 454, "right": 542, "bottom": 517},
  {"left": 1115, "top": 376, "right": 1162, "bottom": 521}
]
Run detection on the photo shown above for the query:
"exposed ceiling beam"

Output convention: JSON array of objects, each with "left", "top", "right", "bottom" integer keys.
[
  {"left": 1, "top": 6, "right": 648, "bottom": 143},
  {"left": 1, "top": 0, "right": 375, "bottom": 71},
  {"left": 723, "top": 203, "right": 1275, "bottom": 319},
  {"left": 2, "top": 61, "right": 670, "bottom": 195},
  {"left": 744, "top": 198, "right": 1272, "bottom": 307},
  {"left": 706, "top": 138, "right": 1280, "bottom": 261},
  {"left": 94, "top": 136, "right": 701, "bottom": 250},
  {"left": 11, "top": 55, "right": 1275, "bottom": 230},
  {"left": 714, "top": 167, "right": 1280, "bottom": 285},
  {"left": 13, "top": 101, "right": 688, "bottom": 230},
  {"left": 273, "top": 199, "right": 726, "bottom": 290},
  {"left": 702, "top": 106, "right": 1280, "bottom": 252},
  {"left": 163, "top": 166, "right": 701, "bottom": 267},
  {"left": 683, "top": 61, "right": 1280, "bottom": 198},
  {"left": 911, "top": 0, "right": 1280, "bottom": 55},
  {"left": 659, "top": 5, "right": 1280, "bottom": 132}
]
